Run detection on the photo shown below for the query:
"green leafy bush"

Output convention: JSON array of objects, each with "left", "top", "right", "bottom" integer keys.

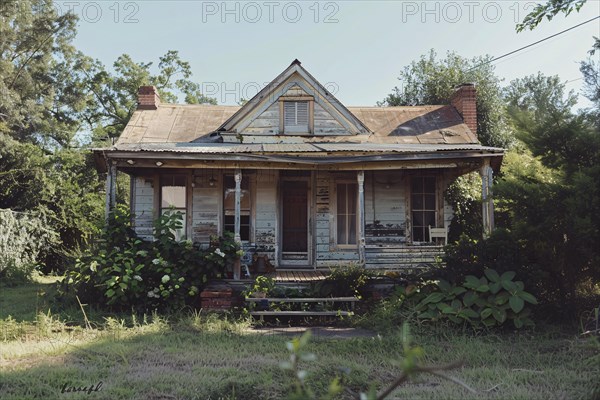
[
  {"left": 0, "top": 209, "right": 57, "bottom": 285},
  {"left": 409, "top": 269, "right": 537, "bottom": 329},
  {"left": 314, "top": 264, "right": 373, "bottom": 298},
  {"left": 244, "top": 275, "right": 276, "bottom": 298},
  {"left": 60, "top": 205, "right": 240, "bottom": 311},
  {"left": 435, "top": 229, "right": 526, "bottom": 285}
]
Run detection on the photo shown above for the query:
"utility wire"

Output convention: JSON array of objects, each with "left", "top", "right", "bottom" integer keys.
[{"left": 467, "top": 16, "right": 600, "bottom": 72}]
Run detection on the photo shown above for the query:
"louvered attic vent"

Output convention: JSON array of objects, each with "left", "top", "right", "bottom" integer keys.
[{"left": 284, "top": 101, "right": 309, "bottom": 133}]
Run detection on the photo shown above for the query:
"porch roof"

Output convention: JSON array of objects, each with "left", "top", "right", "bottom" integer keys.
[
  {"left": 95, "top": 141, "right": 503, "bottom": 173},
  {"left": 103, "top": 142, "right": 502, "bottom": 154}
]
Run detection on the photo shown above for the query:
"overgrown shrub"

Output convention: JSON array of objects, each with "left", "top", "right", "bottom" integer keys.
[
  {"left": 434, "top": 229, "right": 525, "bottom": 284},
  {"left": 314, "top": 264, "right": 373, "bottom": 298},
  {"left": 0, "top": 209, "right": 57, "bottom": 285},
  {"left": 366, "top": 269, "right": 537, "bottom": 330},
  {"left": 60, "top": 205, "right": 240, "bottom": 311}
]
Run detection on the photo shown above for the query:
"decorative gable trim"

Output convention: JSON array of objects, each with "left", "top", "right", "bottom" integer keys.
[{"left": 216, "top": 60, "right": 371, "bottom": 136}]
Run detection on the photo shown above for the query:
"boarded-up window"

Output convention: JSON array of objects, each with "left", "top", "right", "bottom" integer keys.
[
  {"left": 223, "top": 175, "right": 251, "bottom": 241},
  {"left": 160, "top": 175, "right": 187, "bottom": 240},
  {"left": 284, "top": 101, "right": 309, "bottom": 133},
  {"left": 337, "top": 183, "right": 357, "bottom": 245},
  {"left": 411, "top": 177, "right": 436, "bottom": 242}
]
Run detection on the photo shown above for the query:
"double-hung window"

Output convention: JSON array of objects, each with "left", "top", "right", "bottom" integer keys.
[
  {"left": 223, "top": 175, "right": 251, "bottom": 241},
  {"left": 411, "top": 176, "right": 436, "bottom": 242},
  {"left": 160, "top": 175, "right": 187, "bottom": 240}
]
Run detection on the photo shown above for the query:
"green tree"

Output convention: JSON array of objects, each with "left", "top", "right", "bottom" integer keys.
[
  {"left": 380, "top": 50, "right": 513, "bottom": 148},
  {"left": 0, "top": 0, "right": 82, "bottom": 149},
  {"left": 0, "top": 1, "right": 103, "bottom": 273},
  {"left": 496, "top": 73, "right": 600, "bottom": 303},
  {"left": 1, "top": 0, "right": 218, "bottom": 275},
  {"left": 72, "top": 50, "right": 217, "bottom": 145},
  {"left": 517, "top": 0, "right": 588, "bottom": 32}
]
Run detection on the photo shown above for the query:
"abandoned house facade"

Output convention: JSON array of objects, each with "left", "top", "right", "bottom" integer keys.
[{"left": 95, "top": 60, "right": 503, "bottom": 272}]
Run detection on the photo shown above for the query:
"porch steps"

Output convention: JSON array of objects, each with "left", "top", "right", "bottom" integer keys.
[{"left": 246, "top": 296, "right": 358, "bottom": 320}]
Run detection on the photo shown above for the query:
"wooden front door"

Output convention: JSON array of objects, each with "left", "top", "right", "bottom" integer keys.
[{"left": 280, "top": 179, "right": 310, "bottom": 266}]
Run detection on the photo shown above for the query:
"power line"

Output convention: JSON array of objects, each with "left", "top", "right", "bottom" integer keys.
[{"left": 467, "top": 16, "right": 600, "bottom": 72}]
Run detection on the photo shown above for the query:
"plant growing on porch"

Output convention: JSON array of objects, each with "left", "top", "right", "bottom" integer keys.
[
  {"left": 205, "top": 232, "right": 243, "bottom": 279},
  {"left": 245, "top": 275, "right": 276, "bottom": 299},
  {"left": 314, "top": 264, "right": 373, "bottom": 299}
]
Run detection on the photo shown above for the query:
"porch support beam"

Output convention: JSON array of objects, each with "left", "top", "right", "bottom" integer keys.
[
  {"left": 234, "top": 169, "right": 242, "bottom": 244},
  {"left": 357, "top": 170, "right": 366, "bottom": 264},
  {"left": 105, "top": 160, "right": 117, "bottom": 220},
  {"left": 480, "top": 159, "right": 495, "bottom": 238},
  {"left": 232, "top": 169, "right": 243, "bottom": 280}
]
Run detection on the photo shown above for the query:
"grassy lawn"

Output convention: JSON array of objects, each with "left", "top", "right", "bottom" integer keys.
[{"left": 0, "top": 278, "right": 598, "bottom": 400}]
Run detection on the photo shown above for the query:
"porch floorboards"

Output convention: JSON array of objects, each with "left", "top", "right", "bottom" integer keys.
[{"left": 268, "top": 270, "right": 327, "bottom": 283}]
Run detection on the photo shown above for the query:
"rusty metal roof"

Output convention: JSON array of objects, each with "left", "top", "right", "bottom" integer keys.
[
  {"left": 118, "top": 105, "right": 240, "bottom": 145},
  {"left": 349, "top": 105, "right": 477, "bottom": 144},
  {"left": 115, "top": 103, "right": 477, "bottom": 147},
  {"left": 106, "top": 142, "right": 503, "bottom": 154}
]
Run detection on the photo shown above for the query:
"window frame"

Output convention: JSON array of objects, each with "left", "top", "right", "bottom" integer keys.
[
  {"left": 332, "top": 180, "right": 359, "bottom": 249},
  {"left": 409, "top": 176, "right": 438, "bottom": 243},
  {"left": 159, "top": 174, "right": 188, "bottom": 241},
  {"left": 279, "top": 97, "right": 314, "bottom": 135},
  {"left": 222, "top": 173, "right": 254, "bottom": 243}
]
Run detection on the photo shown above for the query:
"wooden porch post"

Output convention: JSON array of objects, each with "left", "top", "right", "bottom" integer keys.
[
  {"left": 480, "top": 159, "right": 495, "bottom": 238},
  {"left": 357, "top": 170, "right": 366, "bottom": 264},
  {"left": 233, "top": 169, "right": 242, "bottom": 280},
  {"left": 234, "top": 169, "right": 242, "bottom": 243},
  {"left": 105, "top": 160, "right": 117, "bottom": 220}
]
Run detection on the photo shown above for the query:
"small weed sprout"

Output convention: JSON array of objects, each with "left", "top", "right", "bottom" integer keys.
[{"left": 281, "top": 324, "right": 477, "bottom": 400}]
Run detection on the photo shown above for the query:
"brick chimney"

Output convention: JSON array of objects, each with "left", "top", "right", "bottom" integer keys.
[
  {"left": 450, "top": 83, "right": 477, "bottom": 135},
  {"left": 138, "top": 86, "right": 160, "bottom": 110}
]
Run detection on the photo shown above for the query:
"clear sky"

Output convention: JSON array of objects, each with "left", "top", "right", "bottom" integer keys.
[{"left": 60, "top": 0, "right": 600, "bottom": 108}]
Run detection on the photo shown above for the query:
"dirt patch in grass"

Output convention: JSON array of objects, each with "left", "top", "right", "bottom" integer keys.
[{"left": 247, "top": 326, "right": 377, "bottom": 339}]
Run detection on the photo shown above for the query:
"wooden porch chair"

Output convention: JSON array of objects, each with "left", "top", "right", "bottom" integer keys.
[
  {"left": 428, "top": 225, "right": 448, "bottom": 245},
  {"left": 240, "top": 244, "right": 256, "bottom": 279}
]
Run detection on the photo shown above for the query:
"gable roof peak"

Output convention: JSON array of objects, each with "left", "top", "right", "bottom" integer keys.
[{"left": 217, "top": 60, "right": 371, "bottom": 135}]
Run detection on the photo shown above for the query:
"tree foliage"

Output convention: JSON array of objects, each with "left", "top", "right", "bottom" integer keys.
[
  {"left": 380, "top": 50, "right": 513, "bottom": 148},
  {"left": 0, "top": 1, "right": 216, "bottom": 275},
  {"left": 73, "top": 50, "right": 217, "bottom": 145},
  {"left": 0, "top": 208, "right": 57, "bottom": 285},
  {"left": 0, "top": 0, "right": 81, "bottom": 148},
  {"left": 516, "top": 0, "right": 588, "bottom": 32},
  {"left": 496, "top": 73, "right": 600, "bottom": 304}
]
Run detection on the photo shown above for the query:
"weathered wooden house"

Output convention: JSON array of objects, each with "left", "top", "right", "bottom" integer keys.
[{"left": 95, "top": 60, "right": 503, "bottom": 272}]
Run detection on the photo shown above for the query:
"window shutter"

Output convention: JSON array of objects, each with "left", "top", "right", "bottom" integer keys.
[{"left": 283, "top": 101, "right": 310, "bottom": 133}]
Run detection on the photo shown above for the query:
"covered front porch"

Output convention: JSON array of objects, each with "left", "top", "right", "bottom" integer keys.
[{"left": 103, "top": 146, "right": 500, "bottom": 273}]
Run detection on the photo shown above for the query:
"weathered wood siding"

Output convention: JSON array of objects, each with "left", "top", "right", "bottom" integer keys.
[
  {"left": 365, "top": 246, "right": 444, "bottom": 270},
  {"left": 315, "top": 171, "right": 332, "bottom": 267},
  {"left": 313, "top": 103, "right": 347, "bottom": 135},
  {"left": 241, "top": 87, "right": 350, "bottom": 136},
  {"left": 365, "top": 171, "right": 407, "bottom": 246},
  {"left": 245, "top": 102, "right": 279, "bottom": 135},
  {"left": 255, "top": 170, "right": 278, "bottom": 265},
  {"left": 314, "top": 171, "right": 360, "bottom": 268},
  {"left": 191, "top": 172, "right": 219, "bottom": 245},
  {"left": 132, "top": 176, "right": 155, "bottom": 241}
]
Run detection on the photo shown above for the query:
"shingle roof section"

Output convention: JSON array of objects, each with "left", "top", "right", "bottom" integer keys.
[{"left": 116, "top": 103, "right": 478, "bottom": 147}]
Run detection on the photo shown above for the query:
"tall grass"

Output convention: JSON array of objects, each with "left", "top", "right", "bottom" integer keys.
[{"left": 1, "top": 277, "right": 598, "bottom": 400}]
